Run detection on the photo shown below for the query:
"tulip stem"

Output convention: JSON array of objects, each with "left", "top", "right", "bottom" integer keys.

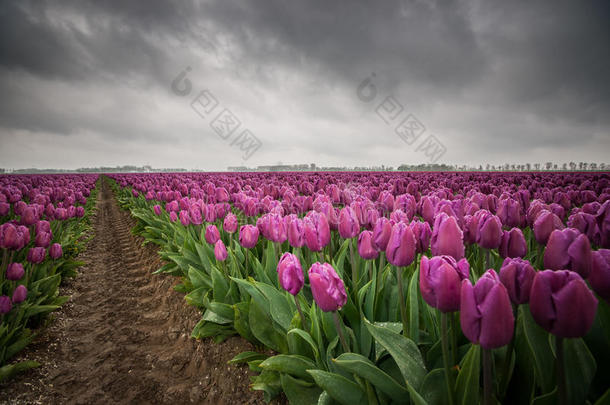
[
  {"left": 349, "top": 238, "right": 358, "bottom": 290},
  {"left": 500, "top": 305, "right": 517, "bottom": 397},
  {"left": 451, "top": 312, "right": 459, "bottom": 366},
  {"left": 397, "top": 266, "right": 409, "bottom": 338},
  {"left": 483, "top": 347, "right": 493, "bottom": 405},
  {"left": 556, "top": 337, "right": 567, "bottom": 405},
  {"left": 294, "top": 295, "right": 308, "bottom": 331},
  {"left": 441, "top": 312, "right": 455, "bottom": 405},
  {"left": 333, "top": 311, "right": 350, "bottom": 353}
]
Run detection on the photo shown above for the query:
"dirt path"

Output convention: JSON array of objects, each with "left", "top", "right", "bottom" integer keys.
[{"left": 1, "top": 179, "right": 270, "bottom": 404}]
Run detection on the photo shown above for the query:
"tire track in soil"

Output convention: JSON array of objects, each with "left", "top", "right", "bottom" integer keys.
[{"left": 1, "top": 178, "right": 273, "bottom": 405}]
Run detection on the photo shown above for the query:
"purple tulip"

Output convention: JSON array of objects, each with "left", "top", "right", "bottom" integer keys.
[
  {"left": 497, "top": 198, "right": 524, "bottom": 228},
  {"left": 239, "top": 225, "right": 259, "bottom": 249},
  {"left": 338, "top": 206, "right": 360, "bottom": 239},
  {"left": 460, "top": 269, "right": 514, "bottom": 349},
  {"left": 372, "top": 217, "right": 392, "bottom": 251},
  {"left": 35, "top": 220, "right": 51, "bottom": 235},
  {"left": 499, "top": 258, "right": 536, "bottom": 304},
  {"left": 385, "top": 222, "right": 416, "bottom": 267},
  {"left": 277, "top": 253, "right": 304, "bottom": 295},
  {"left": 308, "top": 262, "right": 347, "bottom": 312},
  {"left": 169, "top": 211, "right": 178, "bottom": 222},
  {"left": 11, "top": 285, "right": 27, "bottom": 304},
  {"left": 499, "top": 228, "right": 527, "bottom": 259},
  {"left": 544, "top": 228, "right": 592, "bottom": 277},
  {"left": 285, "top": 215, "right": 305, "bottom": 248},
  {"left": 529, "top": 270, "right": 598, "bottom": 338},
  {"left": 568, "top": 212, "right": 600, "bottom": 246},
  {"left": 0, "top": 202, "right": 9, "bottom": 216},
  {"left": 49, "top": 243, "right": 63, "bottom": 259},
  {"left": 205, "top": 225, "right": 220, "bottom": 245},
  {"left": 6, "top": 263, "right": 25, "bottom": 281},
  {"left": 588, "top": 249, "right": 610, "bottom": 301},
  {"left": 533, "top": 210, "right": 564, "bottom": 245},
  {"left": 35, "top": 231, "right": 51, "bottom": 248},
  {"left": 179, "top": 210, "right": 190, "bottom": 226},
  {"left": 0, "top": 296, "right": 11, "bottom": 314},
  {"left": 431, "top": 213, "right": 465, "bottom": 260},
  {"left": 214, "top": 240, "right": 228, "bottom": 261},
  {"left": 476, "top": 212, "right": 503, "bottom": 249},
  {"left": 358, "top": 230, "right": 379, "bottom": 260},
  {"left": 410, "top": 220, "right": 432, "bottom": 254},
  {"left": 27, "top": 247, "right": 46, "bottom": 264},
  {"left": 21, "top": 206, "right": 38, "bottom": 226},
  {"left": 267, "top": 213, "right": 287, "bottom": 244},
  {"left": 303, "top": 211, "right": 331, "bottom": 252},
  {"left": 420, "top": 255, "right": 469, "bottom": 312},
  {"left": 189, "top": 205, "right": 203, "bottom": 225},
  {"left": 223, "top": 213, "right": 238, "bottom": 234}
]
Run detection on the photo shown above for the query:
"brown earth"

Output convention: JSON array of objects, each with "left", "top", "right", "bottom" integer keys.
[{"left": 1, "top": 178, "right": 279, "bottom": 404}]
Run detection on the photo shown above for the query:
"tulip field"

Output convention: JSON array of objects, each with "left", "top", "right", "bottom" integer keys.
[
  {"left": 102, "top": 171, "right": 608, "bottom": 405},
  {"left": 0, "top": 174, "right": 98, "bottom": 380},
  {"left": 1, "top": 171, "right": 609, "bottom": 404}
]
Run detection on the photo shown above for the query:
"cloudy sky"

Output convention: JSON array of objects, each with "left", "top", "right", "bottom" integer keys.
[{"left": 1, "top": 0, "right": 609, "bottom": 170}]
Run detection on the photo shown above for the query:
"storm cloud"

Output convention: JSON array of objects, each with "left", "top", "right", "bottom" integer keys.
[{"left": 0, "top": 0, "right": 608, "bottom": 169}]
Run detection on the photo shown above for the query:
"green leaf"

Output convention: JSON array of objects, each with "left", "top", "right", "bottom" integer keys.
[
  {"left": 307, "top": 370, "right": 367, "bottom": 405},
  {"left": 288, "top": 328, "right": 321, "bottom": 366},
  {"left": 563, "top": 338, "right": 596, "bottom": 405},
  {"left": 455, "top": 345, "right": 480, "bottom": 405},
  {"left": 417, "top": 369, "right": 450, "bottom": 405},
  {"left": 281, "top": 373, "right": 323, "bottom": 405},
  {"left": 594, "top": 388, "right": 610, "bottom": 405},
  {"left": 260, "top": 354, "right": 317, "bottom": 381},
  {"left": 373, "top": 322, "right": 402, "bottom": 362},
  {"left": 233, "top": 301, "right": 257, "bottom": 343},
  {"left": 520, "top": 305, "right": 555, "bottom": 393},
  {"left": 0, "top": 361, "right": 40, "bottom": 382},
  {"left": 333, "top": 353, "right": 409, "bottom": 404},
  {"left": 364, "top": 318, "right": 427, "bottom": 391},
  {"left": 252, "top": 369, "right": 282, "bottom": 402},
  {"left": 210, "top": 265, "right": 229, "bottom": 302},
  {"left": 249, "top": 299, "right": 288, "bottom": 353},
  {"left": 408, "top": 269, "right": 420, "bottom": 344},
  {"left": 188, "top": 265, "right": 212, "bottom": 289},
  {"left": 202, "top": 309, "right": 233, "bottom": 325},
  {"left": 228, "top": 351, "right": 269, "bottom": 364}
]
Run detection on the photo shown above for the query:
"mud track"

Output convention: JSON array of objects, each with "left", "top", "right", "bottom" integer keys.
[{"left": 1, "top": 179, "right": 270, "bottom": 404}]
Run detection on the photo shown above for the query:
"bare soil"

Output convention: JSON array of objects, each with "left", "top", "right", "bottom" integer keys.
[{"left": 1, "top": 179, "right": 275, "bottom": 404}]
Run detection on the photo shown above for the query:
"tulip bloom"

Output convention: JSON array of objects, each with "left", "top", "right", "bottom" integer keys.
[
  {"left": 420, "top": 255, "right": 470, "bottom": 312},
  {"left": 12, "top": 285, "right": 27, "bottom": 304},
  {"left": 533, "top": 210, "right": 564, "bottom": 245},
  {"left": 303, "top": 211, "right": 331, "bottom": 252},
  {"left": 476, "top": 212, "right": 503, "bottom": 249},
  {"left": 153, "top": 205, "right": 162, "bottom": 216},
  {"left": 588, "top": 249, "right": 610, "bottom": 301},
  {"left": 223, "top": 213, "right": 238, "bottom": 234},
  {"left": 338, "top": 206, "right": 360, "bottom": 239},
  {"left": 308, "top": 262, "right": 347, "bottom": 312},
  {"left": 277, "top": 253, "right": 304, "bottom": 295},
  {"left": 27, "top": 247, "right": 46, "bottom": 264},
  {"left": 529, "top": 270, "right": 598, "bottom": 338},
  {"left": 410, "top": 220, "right": 432, "bottom": 254},
  {"left": 385, "top": 222, "right": 416, "bottom": 267},
  {"left": 35, "top": 231, "right": 51, "bottom": 248},
  {"left": 372, "top": 217, "right": 392, "bottom": 251},
  {"left": 357, "top": 230, "right": 379, "bottom": 260},
  {"left": 543, "top": 228, "right": 592, "bottom": 278},
  {"left": 0, "top": 296, "right": 11, "bottom": 314},
  {"left": 205, "top": 225, "right": 221, "bottom": 245},
  {"left": 239, "top": 225, "right": 259, "bottom": 249},
  {"left": 499, "top": 228, "right": 527, "bottom": 259},
  {"left": 285, "top": 215, "right": 305, "bottom": 248},
  {"left": 431, "top": 213, "right": 465, "bottom": 260},
  {"left": 214, "top": 240, "right": 228, "bottom": 261},
  {"left": 499, "top": 258, "right": 535, "bottom": 305},
  {"left": 6, "top": 263, "right": 25, "bottom": 281},
  {"left": 49, "top": 243, "right": 63, "bottom": 259},
  {"left": 179, "top": 210, "right": 190, "bottom": 226},
  {"left": 460, "top": 270, "right": 514, "bottom": 349}
]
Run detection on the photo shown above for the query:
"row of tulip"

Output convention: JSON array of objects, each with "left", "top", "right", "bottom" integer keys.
[
  {"left": 0, "top": 174, "right": 99, "bottom": 380},
  {"left": 111, "top": 171, "right": 609, "bottom": 405}
]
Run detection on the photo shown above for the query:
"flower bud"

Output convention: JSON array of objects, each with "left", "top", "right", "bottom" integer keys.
[
  {"left": 499, "top": 257, "right": 535, "bottom": 304},
  {"left": 239, "top": 225, "right": 259, "bottom": 249},
  {"left": 338, "top": 206, "right": 360, "bottom": 239},
  {"left": 27, "top": 247, "right": 46, "bottom": 264},
  {"left": 0, "top": 296, "right": 11, "bottom": 314},
  {"left": 205, "top": 225, "right": 220, "bottom": 245},
  {"left": 214, "top": 240, "right": 228, "bottom": 261},
  {"left": 277, "top": 253, "right": 304, "bottom": 295},
  {"left": 6, "top": 263, "right": 25, "bottom": 281},
  {"left": 12, "top": 285, "right": 27, "bottom": 304},
  {"left": 588, "top": 249, "right": 610, "bottom": 301},
  {"left": 529, "top": 270, "right": 598, "bottom": 338},
  {"left": 420, "top": 255, "right": 470, "bottom": 312},
  {"left": 308, "top": 262, "right": 347, "bottom": 312},
  {"left": 223, "top": 213, "right": 238, "bottom": 234},
  {"left": 385, "top": 222, "right": 416, "bottom": 267},
  {"left": 49, "top": 243, "right": 63, "bottom": 259},
  {"left": 460, "top": 269, "right": 514, "bottom": 349},
  {"left": 358, "top": 230, "right": 379, "bottom": 260},
  {"left": 544, "top": 228, "right": 592, "bottom": 277},
  {"left": 431, "top": 213, "right": 465, "bottom": 260},
  {"left": 499, "top": 228, "right": 527, "bottom": 259}
]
